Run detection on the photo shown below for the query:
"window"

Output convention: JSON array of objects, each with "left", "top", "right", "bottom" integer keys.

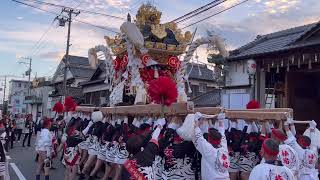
[
  {"left": 192, "top": 85, "right": 199, "bottom": 97},
  {"left": 15, "top": 99, "right": 20, "bottom": 104},
  {"left": 199, "top": 83, "right": 207, "bottom": 93},
  {"left": 85, "top": 93, "right": 91, "bottom": 104},
  {"left": 18, "top": 83, "right": 21, "bottom": 88}
]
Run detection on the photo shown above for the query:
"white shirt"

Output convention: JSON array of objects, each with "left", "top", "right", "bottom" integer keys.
[
  {"left": 249, "top": 163, "right": 295, "bottom": 180},
  {"left": 303, "top": 128, "right": 320, "bottom": 153},
  {"left": 35, "top": 128, "right": 52, "bottom": 157},
  {"left": 193, "top": 126, "right": 230, "bottom": 180},
  {"left": 285, "top": 131, "right": 318, "bottom": 180},
  {"left": 16, "top": 118, "right": 24, "bottom": 129},
  {"left": 277, "top": 144, "right": 300, "bottom": 177}
]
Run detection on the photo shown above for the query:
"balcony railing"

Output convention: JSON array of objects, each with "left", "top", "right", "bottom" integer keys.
[{"left": 24, "top": 96, "right": 42, "bottom": 104}]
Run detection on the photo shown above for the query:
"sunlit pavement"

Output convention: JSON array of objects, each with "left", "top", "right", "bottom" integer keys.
[{"left": 7, "top": 136, "right": 65, "bottom": 180}]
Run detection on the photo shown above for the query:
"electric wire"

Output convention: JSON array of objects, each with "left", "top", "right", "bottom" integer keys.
[
  {"left": 175, "top": 0, "right": 228, "bottom": 24},
  {"left": 12, "top": 0, "right": 120, "bottom": 34},
  {"left": 182, "top": 0, "right": 250, "bottom": 29},
  {"left": 23, "top": 0, "right": 126, "bottom": 20},
  {"left": 29, "top": 19, "right": 57, "bottom": 56},
  {"left": 171, "top": 0, "right": 227, "bottom": 23}
]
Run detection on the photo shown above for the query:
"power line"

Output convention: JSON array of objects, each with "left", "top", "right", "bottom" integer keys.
[
  {"left": 70, "top": 0, "right": 81, "bottom": 8},
  {"left": 182, "top": 0, "right": 250, "bottom": 29},
  {"left": 73, "top": 0, "right": 83, "bottom": 9},
  {"left": 29, "top": 19, "right": 56, "bottom": 56},
  {"left": 12, "top": 0, "right": 120, "bottom": 34},
  {"left": 32, "top": 38, "right": 52, "bottom": 57},
  {"left": 171, "top": 0, "right": 227, "bottom": 23},
  {"left": 130, "top": 0, "right": 143, "bottom": 12},
  {"left": 176, "top": 0, "right": 228, "bottom": 24},
  {"left": 23, "top": 0, "right": 126, "bottom": 20},
  {"left": 73, "top": 19, "right": 119, "bottom": 33}
]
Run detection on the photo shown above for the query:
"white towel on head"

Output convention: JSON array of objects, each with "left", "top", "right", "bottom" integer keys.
[
  {"left": 304, "top": 127, "right": 320, "bottom": 153},
  {"left": 236, "top": 119, "right": 246, "bottom": 130},
  {"left": 177, "top": 114, "right": 196, "bottom": 141},
  {"left": 91, "top": 111, "right": 103, "bottom": 123}
]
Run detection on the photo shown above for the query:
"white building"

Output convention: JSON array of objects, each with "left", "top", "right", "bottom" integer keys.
[
  {"left": 25, "top": 78, "right": 54, "bottom": 120},
  {"left": 221, "top": 60, "right": 252, "bottom": 109},
  {"left": 8, "top": 80, "right": 30, "bottom": 114}
]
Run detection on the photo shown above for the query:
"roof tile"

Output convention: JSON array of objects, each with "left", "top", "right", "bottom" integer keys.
[{"left": 229, "top": 22, "right": 319, "bottom": 60}]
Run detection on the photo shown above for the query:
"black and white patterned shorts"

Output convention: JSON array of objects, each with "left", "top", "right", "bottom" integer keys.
[
  {"left": 239, "top": 152, "right": 260, "bottom": 172},
  {"left": 97, "top": 143, "right": 108, "bottom": 160},
  {"left": 228, "top": 152, "right": 240, "bottom": 173},
  {"left": 88, "top": 142, "right": 100, "bottom": 156}
]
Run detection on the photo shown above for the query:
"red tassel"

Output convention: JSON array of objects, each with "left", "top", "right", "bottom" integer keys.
[
  {"left": 140, "top": 69, "right": 155, "bottom": 82},
  {"left": 147, "top": 76, "right": 178, "bottom": 106},
  {"left": 246, "top": 100, "right": 260, "bottom": 109},
  {"left": 113, "top": 57, "right": 121, "bottom": 71},
  {"left": 121, "top": 54, "right": 128, "bottom": 69},
  {"left": 53, "top": 102, "right": 64, "bottom": 113},
  {"left": 64, "top": 96, "right": 77, "bottom": 112}
]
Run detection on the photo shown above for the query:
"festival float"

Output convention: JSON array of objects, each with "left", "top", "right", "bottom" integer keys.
[
  {"left": 71, "top": 4, "right": 309, "bottom": 180},
  {"left": 78, "top": 3, "right": 294, "bottom": 123}
]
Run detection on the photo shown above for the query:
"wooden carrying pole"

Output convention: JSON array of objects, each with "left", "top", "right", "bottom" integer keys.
[
  {"left": 76, "top": 102, "right": 194, "bottom": 116},
  {"left": 193, "top": 107, "right": 223, "bottom": 115},
  {"left": 227, "top": 108, "right": 293, "bottom": 117},
  {"left": 76, "top": 105, "right": 292, "bottom": 121},
  {"left": 194, "top": 107, "right": 292, "bottom": 121},
  {"left": 225, "top": 111, "right": 287, "bottom": 121}
]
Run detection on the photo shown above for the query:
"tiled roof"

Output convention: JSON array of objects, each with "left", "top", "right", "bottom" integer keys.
[
  {"left": 79, "top": 62, "right": 106, "bottom": 86},
  {"left": 67, "top": 55, "right": 90, "bottom": 66},
  {"left": 69, "top": 67, "right": 95, "bottom": 79},
  {"left": 192, "top": 89, "right": 221, "bottom": 107},
  {"left": 50, "top": 84, "right": 83, "bottom": 98},
  {"left": 186, "top": 63, "right": 215, "bottom": 81},
  {"left": 229, "top": 22, "right": 320, "bottom": 60},
  {"left": 62, "top": 55, "right": 103, "bottom": 79}
]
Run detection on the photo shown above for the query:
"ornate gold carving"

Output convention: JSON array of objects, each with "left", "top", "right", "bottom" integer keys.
[
  {"left": 135, "top": 3, "right": 161, "bottom": 27},
  {"left": 151, "top": 24, "right": 167, "bottom": 39},
  {"left": 104, "top": 35, "right": 127, "bottom": 55},
  {"left": 104, "top": 3, "right": 191, "bottom": 57}
]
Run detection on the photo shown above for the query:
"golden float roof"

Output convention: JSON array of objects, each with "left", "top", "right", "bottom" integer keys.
[{"left": 105, "top": 3, "right": 192, "bottom": 57}]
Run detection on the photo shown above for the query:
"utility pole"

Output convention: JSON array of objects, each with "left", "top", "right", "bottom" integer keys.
[
  {"left": 56, "top": 8, "right": 80, "bottom": 98},
  {"left": 19, "top": 57, "right": 32, "bottom": 113},
  {"left": 2, "top": 76, "right": 6, "bottom": 112}
]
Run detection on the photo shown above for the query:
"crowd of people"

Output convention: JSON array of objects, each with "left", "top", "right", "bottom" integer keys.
[
  {"left": 0, "top": 113, "right": 37, "bottom": 180},
  {"left": 32, "top": 102, "right": 319, "bottom": 180},
  {"left": 0, "top": 100, "right": 319, "bottom": 180},
  {"left": 0, "top": 114, "right": 35, "bottom": 151}
]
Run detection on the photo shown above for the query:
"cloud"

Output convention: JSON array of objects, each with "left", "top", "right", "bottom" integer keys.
[
  {"left": 37, "top": 51, "right": 65, "bottom": 61},
  {"left": 263, "top": 0, "right": 300, "bottom": 14},
  {"left": 0, "top": 16, "right": 119, "bottom": 62},
  {"left": 16, "top": 16, "right": 24, "bottom": 20},
  {"left": 189, "top": 0, "right": 319, "bottom": 52},
  {"left": 3, "top": 0, "right": 320, "bottom": 66},
  {"left": 105, "top": 0, "right": 132, "bottom": 9}
]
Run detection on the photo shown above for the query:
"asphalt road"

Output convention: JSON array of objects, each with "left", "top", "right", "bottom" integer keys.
[{"left": 7, "top": 136, "right": 65, "bottom": 180}]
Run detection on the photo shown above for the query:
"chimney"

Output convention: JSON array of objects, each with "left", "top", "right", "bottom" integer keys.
[{"left": 88, "top": 48, "right": 98, "bottom": 69}]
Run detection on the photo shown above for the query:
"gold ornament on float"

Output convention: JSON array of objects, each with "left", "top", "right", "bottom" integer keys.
[
  {"left": 151, "top": 24, "right": 167, "bottom": 39},
  {"left": 104, "top": 3, "right": 192, "bottom": 63}
]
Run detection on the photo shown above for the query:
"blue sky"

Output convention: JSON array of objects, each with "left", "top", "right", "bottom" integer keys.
[{"left": 0, "top": 0, "right": 319, "bottom": 80}]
